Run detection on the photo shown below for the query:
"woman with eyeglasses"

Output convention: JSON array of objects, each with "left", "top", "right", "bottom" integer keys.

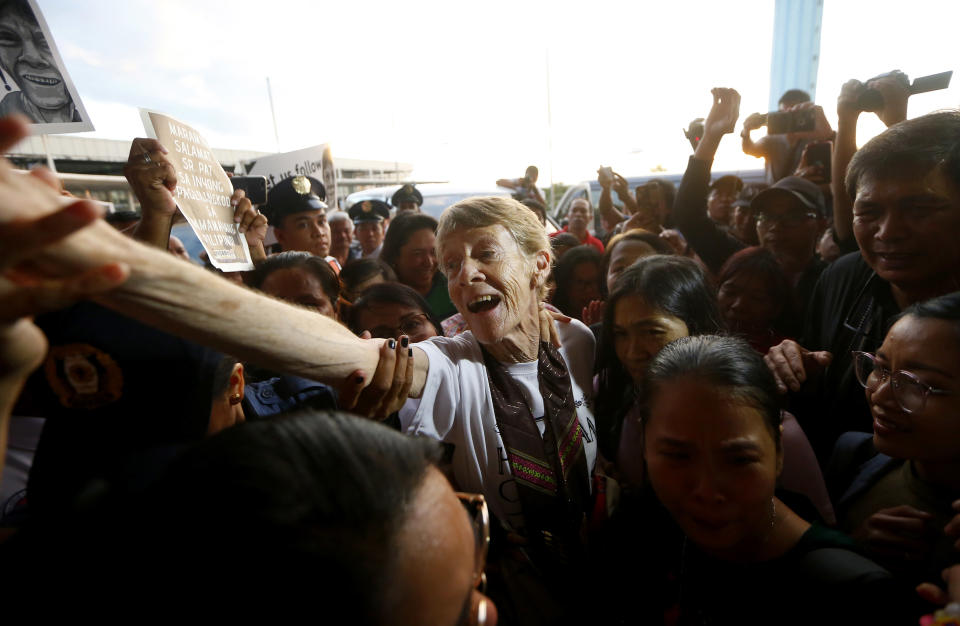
[
  {"left": 346, "top": 281, "right": 442, "bottom": 344},
  {"left": 829, "top": 291, "right": 960, "bottom": 603}
]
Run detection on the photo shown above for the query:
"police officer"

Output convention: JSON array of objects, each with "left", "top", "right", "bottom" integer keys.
[
  {"left": 349, "top": 199, "right": 390, "bottom": 258},
  {"left": 391, "top": 184, "right": 423, "bottom": 214},
  {"left": 262, "top": 176, "right": 332, "bottom": 261}
]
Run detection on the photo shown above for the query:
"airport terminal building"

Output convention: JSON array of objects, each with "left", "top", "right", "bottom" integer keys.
[{"left": 8, "top": 134, "right": 413, "bottom": 213}]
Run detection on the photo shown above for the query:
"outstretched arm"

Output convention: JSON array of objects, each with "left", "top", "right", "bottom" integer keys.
[
  {"left": 86, "top": 234, "right": 428, "bottom": 396},
  {"left": 597, "top": 171, "right": 624, "bottom": 227},
  {"left": 674, "top": 88, "right": 745, "bottom": 272},
  {"left": 832, "top": 80, "right": 863, "bottom": 243},
  {"left": 4, "top": 135, "right": 429, "bottom": 398},
  {"left": 832, "top": 74, "right": 909, "bottom": 242},
  {"left": 740, "top": 112, "right": 768, "bottom": 158}
]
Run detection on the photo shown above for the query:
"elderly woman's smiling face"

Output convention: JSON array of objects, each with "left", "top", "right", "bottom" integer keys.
[{"left": 441, "top": 224, "right": 547, "bottom": 355}]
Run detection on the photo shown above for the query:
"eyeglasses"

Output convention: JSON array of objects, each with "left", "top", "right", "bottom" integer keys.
[
  {"left": 755, "top": 211, "right": 818, "bottom": 226},
  {"left": 398, "top": 313, "right": 432, "bottom": 336},
  {"left": 371, "top": 313, "right": 432, "bottom": 339},
  {"left": 455, "top": 492, "right": 490, "bottom": 596},
  {"left": 852, "top": 351, "right": 953, "bottom": 414}
]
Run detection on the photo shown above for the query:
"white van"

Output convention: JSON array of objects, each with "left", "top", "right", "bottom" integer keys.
[
  {"left": 553, "top": 168, "right": 766, "bottom": 225},
  {"left": 346, "top": 183, "right": 559, "bottom": 233}
]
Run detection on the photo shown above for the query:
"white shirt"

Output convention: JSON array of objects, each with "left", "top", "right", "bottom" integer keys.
[{"left": 400, "top": 320, "right": 597, "bottom": 531}]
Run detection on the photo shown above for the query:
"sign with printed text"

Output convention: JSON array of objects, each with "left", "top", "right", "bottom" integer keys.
[
  {"left": 140, "top": 109, "right": 253, "bottom": 271},
  {"left": 246, "top": 144, "right": 337, "bottom": 211},
  {"left": 0, "top": 0, "right": 93, "bottom": 134}
]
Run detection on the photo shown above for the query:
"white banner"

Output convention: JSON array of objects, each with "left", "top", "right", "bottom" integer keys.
[
  {"left": 140, "top": 109, "right": 253, "bottom": 272},
  {"left": 246, "top": 144, "right": 337, "bottom": 211}
]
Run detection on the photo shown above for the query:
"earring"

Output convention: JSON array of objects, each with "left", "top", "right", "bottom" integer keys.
[
  {"left": 229, "top": 393, "right": 242, "bottom": 405},
  {"left": 769, "top": 497, "right": 777, "bottom": 531},
  {"left": 762, "top": 497, "right": 777, "bottom": 543}
]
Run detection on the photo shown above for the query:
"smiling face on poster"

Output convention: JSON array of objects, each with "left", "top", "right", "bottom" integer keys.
[
  {"left": 0, "top": 0, "right": 93, "bottom": 133},
  {"left": 140, "top": 109, "right": 253, "bottom": 271}
]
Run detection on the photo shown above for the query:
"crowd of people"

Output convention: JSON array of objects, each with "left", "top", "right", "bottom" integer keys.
[{"left": 1, "top": 69, "right": 960, "bottom": 626}]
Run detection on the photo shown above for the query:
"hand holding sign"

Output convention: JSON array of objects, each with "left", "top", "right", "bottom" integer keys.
[
  {"left": 140, "top": 110, "right": 253, "bottom": 272},
  {"left": 123, "top": 138, "right": 178, "bottom": 218},
  {"left": 231, "top": 190, "right": 267, "bottom": 263}
]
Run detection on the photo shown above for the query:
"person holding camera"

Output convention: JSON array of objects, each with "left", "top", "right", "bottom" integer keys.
[
  {"left": 674, "top": 89, "right": 828, "bottom": 303},
  {"left": 831, "top": 71, "right": 911, "bottom": 245},
  {"left": 496, "top": 165, "right": 545, "bottom": 205},
  {"left": 741, "top": 89, "right": 833, "bottom": 184},
  {"left": 765, "top": 110, "right": 960, "bottom": 462}
]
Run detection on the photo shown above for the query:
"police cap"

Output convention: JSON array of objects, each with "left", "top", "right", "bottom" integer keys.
[
  {"left": 349, "top": 199, "right": 391, "bottom": 223},
  {"left": 262, "top": 175, "right": 327, "bottom": 226},
  {"left": 391, "top": 184, "right": 423, "bottom": 207}
]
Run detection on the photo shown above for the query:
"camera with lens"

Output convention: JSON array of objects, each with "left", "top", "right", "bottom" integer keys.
[
  {"left": 855, "top": 69, "right": 952, "bottom": 112},
  {"left": 759, "top": 109, "right": 816, "bottom": 135}
]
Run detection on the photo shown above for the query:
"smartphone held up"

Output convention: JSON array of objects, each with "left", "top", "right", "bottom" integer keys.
[{"left": 230, "top": 176, "right": 268, "bottom": 206}]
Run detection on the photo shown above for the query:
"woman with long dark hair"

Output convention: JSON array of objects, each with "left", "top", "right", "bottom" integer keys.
[
  {"left": 594, "top": 255, "right": 724, "bottom": 482},
  {"left": 716, "top": 246, "right": 799, "bottom": 353},
  {"left": 380, "top": 212, "right": 456, "bottom": 320},
  {"left": 549, "top": 245, "right": 602, "bottom": 321}
]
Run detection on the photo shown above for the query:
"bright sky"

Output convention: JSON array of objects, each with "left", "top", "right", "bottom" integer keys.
[{"left": 36, "top": 0, "right": 960, "bottom": 187}]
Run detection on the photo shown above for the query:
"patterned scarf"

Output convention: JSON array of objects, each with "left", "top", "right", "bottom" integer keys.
[{"left": 481, "top": 341, "right": 590, "bottom": 568}]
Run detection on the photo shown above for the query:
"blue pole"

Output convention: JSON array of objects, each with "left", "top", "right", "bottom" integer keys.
[{"left": 768, "top": 0, "right": 825, "bottom": 110}]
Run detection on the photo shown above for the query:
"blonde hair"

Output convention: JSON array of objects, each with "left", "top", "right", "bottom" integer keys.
[{"left": 436, "top": 196, "right": 551, "bottom": 298}]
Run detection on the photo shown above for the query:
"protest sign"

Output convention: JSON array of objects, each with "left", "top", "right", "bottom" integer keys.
[
  {"left": 0, "top": 0, "right": 93, "bottom": 134},
  {"left": 246, "top": 144, "right": 337, "bottom": 211},
  {"left": 140, "top": 109, "right": 253, "bottom": 271}
]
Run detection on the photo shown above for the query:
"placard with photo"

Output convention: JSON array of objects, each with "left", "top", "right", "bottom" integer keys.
[{"left": 0, "top": 0, "right": 93, "bottom": 133}]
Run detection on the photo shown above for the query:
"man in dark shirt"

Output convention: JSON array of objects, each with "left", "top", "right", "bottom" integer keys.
[
  {"left": 765, "top": 111, "right": 960, "bottom": 460},
  {"left": 673, "top": 88, "right": 827, "bottom": 306}
]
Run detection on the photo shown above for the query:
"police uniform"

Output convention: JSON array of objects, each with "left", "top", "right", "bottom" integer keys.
[
  {"left": 20, "top": 302, "right": 341, "bottom": 521},
  {"left": 263, "top": 175, "right": 341, "bottom": 273},
  {"left": 391, "top": 184, "right": 423, "bottom": 212},
  {"left": 348, "top": 199, "right": 390, "bottom": 259},
  {"left": 23, "top": 302, "right": 224, "bottom": 518}
]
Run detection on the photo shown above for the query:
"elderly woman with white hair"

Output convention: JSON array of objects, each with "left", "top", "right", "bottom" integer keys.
[
  {"left": 401, "top": 196, "right": 598, "bottom": 623},
  {"left": 406, "top": 196, "right": 597, "bottom": 533},
  {"left": 7, "top": 133, "right": 597, "bottom": 620}
]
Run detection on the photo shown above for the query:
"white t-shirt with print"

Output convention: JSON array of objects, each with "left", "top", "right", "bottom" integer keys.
[{"left": 400, "top": 319, "right": 597, "bottom": 531}]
